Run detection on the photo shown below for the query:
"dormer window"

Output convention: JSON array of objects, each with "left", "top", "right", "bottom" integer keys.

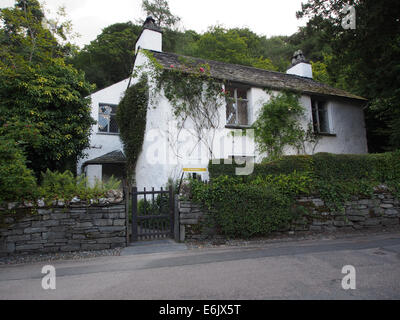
[
  {"left": 226, "top": 86, "right": 249, "bottom": 126},
  {"left": 98, "top": 103, "right": 119, "bottom": 134}
]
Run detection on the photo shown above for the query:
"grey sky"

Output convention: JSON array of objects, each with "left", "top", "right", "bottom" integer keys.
[{"left": 1, "top": 0, "right": 308, "bottom": 47}]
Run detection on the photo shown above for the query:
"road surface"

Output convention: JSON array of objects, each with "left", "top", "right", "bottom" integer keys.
[{"left": 1, "top": 233, "right": 400, "bottom": 300}]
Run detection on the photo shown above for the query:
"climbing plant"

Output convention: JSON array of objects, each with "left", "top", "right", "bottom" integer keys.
[
  {"left": 253, "top": 91, "right": 320, "bottom": 160},
  {"left": 141, "top": 50, "right": 227, "bottom": 158},
  {"left": 116, "top": 75, "right": 149, "bottom": 186}
]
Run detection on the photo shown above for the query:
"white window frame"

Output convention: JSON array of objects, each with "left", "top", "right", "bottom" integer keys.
[
  {"left": 226, "top": 87, "right": 249, "bottom": 126},
  {"left": 312, "top": 99, "right": 332, "bottom": 134},
  {"left": 98, "top": 103, "right": 119, "bottom": 134}
]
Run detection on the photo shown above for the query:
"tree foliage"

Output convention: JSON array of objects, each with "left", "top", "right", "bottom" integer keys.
[
  {"left": 298, "top": 0, "right": 400, "bottom": 152},
  {"left": 68, "top": 22, "right": 142, "bottom": 91},
  {"left": 140, "top": 0, "right": 180, "bottom": 29},
  {"left": 192, "top": 26, "right": 277, "bottom": 71},
  {"left": 0, "top": 0, "right": 95, "bottom": 176}
]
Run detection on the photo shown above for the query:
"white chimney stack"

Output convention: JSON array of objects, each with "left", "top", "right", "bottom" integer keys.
[
  {"left": 286, "top": 50, "right": 313, "bottom": 79},
  {"left": 135, "top": 16, "right": 163, "bottom": 53}
]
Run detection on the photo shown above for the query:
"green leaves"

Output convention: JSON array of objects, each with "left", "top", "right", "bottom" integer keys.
[
  {"left": 191, "top": 176, "right": 293, "bottom": 238},
  {"left": 253, "top": 92, "right": 315, "bottom": 160},
  {"left": 0, "top": 136, "right": 38, "bottom": 204},
  {"left": 0, "top": 2, "right": 95, "bottom": 176},
  {"left": 116, "top": 75, "right": 149, "bottom": 185},
  {"left": 68, "top": 22, "right": 142, "bottom": 91},
  {"left": 298, "top": 0, "right": 400, "bottom": 152},
  {"left": 192, "top": 26, "right": 278, "bottom": 71}
]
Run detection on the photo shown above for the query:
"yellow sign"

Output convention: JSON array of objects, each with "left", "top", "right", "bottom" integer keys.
[{"left": 183, "top": 168, "right": 207, "bottom": 173}]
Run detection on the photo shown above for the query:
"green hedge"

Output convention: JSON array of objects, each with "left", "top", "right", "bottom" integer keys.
[
  {"left": 192, "top": 152, "right": 400, "bottom": 239},
  {"left": 209, "top": 152, "right": 400, "bottom": 183},
  {"left": 191, "top": 176, "right": 293, "bottom": 238}
]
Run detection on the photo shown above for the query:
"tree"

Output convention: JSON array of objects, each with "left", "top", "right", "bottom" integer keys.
[
  {"left": 193, "top": 26, "right": 277, "bottom": 71},
  {"left": 68, "top": 22, "right": 142, "bottom": 91},
  {"left": 0, "top": 0, "right": 95, "bottom": 176},
  {"left": 297, "top": 0, "right": 400, "bottom": 152},
  {"left": 140, "top": 0, "right": 180, "bottom": 29}
]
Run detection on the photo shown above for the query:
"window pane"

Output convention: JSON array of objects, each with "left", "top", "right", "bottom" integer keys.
[
  {"left": 100, "top": 105, "right": 112, "bottom": 115},
  {"left": 226, "top": 98, "right": 237, "bottom": 125},
  {"left": 98, "top": 114, "right": 109, "bottom": 132},
  {"left": 237, "top": 100, "right": 248, "bottom": 125},
  {"left": 226, "top": 87, "right": 235, "bottom": 98},
  {"left": 311, "top": 100, "right": 319, "bottom": 133},
  {"left": 109, "top": 115, "right": 119, "bottom": 133},
  {"left": 236, "top": 88, "right": 247, "bottom": 100},
  {"left": 318, "top": 103, "right": 329, "bottom": 133}
]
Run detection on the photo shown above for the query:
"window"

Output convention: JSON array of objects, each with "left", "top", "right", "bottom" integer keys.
[
  {"left": 98, "top": 104, "right": 119, "bottom": 134},
  {"left": 226, "top": 86, "right": 249, "bottom": 126},
  {"left": 311, "top": 99, "right": 331, "bottom": 134}
]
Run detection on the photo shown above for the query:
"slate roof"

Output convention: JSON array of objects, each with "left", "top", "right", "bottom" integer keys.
[
  {"left": 84, "top": 150, "right": 126, "bottom": 166},
  {"left": 150, "top": 51, "right": 366, "bottom": 102}
]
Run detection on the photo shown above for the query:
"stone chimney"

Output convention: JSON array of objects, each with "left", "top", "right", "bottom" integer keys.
[
  {"left": 135, "top": 16, "right": 163, "bottom": 53},
  {"left": 286, "top": 50, "right": 313, "bottom": 79}
]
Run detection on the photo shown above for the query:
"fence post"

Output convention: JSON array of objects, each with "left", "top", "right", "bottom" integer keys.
[
  {"left": 132, "top": 187, "right": 138, "bottom": 242},
  {"left": 174, "top": 194, "right": 180, "bottom": 242},
  {"left": 169, "top": 186, "right": 174, "bottom": 239},
  {"left": 124, "top": 187, "right": 130, "bottom": 246}
]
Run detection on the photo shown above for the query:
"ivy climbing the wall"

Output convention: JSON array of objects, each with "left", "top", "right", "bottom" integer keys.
[
  {"left": 116, "top": 75, "right": 149, "bottom": 186},
  {"left": 141, "top": 50, "right": 227, "bottom": 157},
  {"left": 253, "top": 91, "right": 319, "bottom": 160}
]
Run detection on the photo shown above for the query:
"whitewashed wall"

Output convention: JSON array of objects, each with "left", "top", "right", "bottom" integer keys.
[
  {"left": 77, "top": 79, "right": 128, "bottom": 175},
  {"left": 80, "top": 53, "right": 368, "bottom": 190}
]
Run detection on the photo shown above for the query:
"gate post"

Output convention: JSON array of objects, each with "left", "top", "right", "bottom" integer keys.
[
  {"left": 174, "top": 194, "right": 180, "bottom": 242},
  {"left": 131, "top": 187, "right": 138, "bottom": 242},
  {"left": 169, "top": 186, "right": 174, "bottom": 239}
]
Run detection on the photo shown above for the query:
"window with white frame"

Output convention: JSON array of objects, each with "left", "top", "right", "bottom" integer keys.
[
  {"left": 311, "top": 99, "right": 331, "bottom": 134},
  {"left": 98, "top": 104, "right": 119, "bottom": 134},
  {"left": 226, "top": 86, "right": 249, "bottom": 126}
]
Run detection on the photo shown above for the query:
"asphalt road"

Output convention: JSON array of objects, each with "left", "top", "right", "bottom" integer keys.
[{"left": 1, "top": 233, "right": 400, "bottom": 300}]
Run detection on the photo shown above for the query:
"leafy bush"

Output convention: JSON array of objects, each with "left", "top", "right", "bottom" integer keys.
[
  {"left": 0, "top": 138, "right": 38, "bottom": 204},
  {"left": 209, "top": 155, "right": 313, "bottom": 179},
  {"left": 39, "top": 170, "right": 122, "bottom": 204},
  {"left": 191, "top": 176, "right": 293, "bottom": 238},
  {"left": 196, "top": 151, "right": 400, "bottom": 238},
  {"left": 209, "top": 152, "right": 400, "bottom": 183}
]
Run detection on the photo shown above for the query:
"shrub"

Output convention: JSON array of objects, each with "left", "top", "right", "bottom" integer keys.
[
  {"left": 39, "top": 170, "right": 122, "bottom": 204},
  {"left": 209, "top": 155, "right": 313, "bottom": 179},
  {"left": 191, "top": 176, "right": 293, "bottom": 238},
  {"left": 199, "top": 151, "right": 400, "bottom": 237},
  {"left": 0, "top": 138, "right": 38, "bottom": 204},
  {"left": 209, "top": 152, "right": 400, "bottom": 183}
]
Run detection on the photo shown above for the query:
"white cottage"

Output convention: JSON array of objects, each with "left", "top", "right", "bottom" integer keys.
[{"left": 78, "top": 17, "right": 368, "bottom": 190}]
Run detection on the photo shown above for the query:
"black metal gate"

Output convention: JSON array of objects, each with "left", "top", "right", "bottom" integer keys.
[{"left": 131, "top": 186, "right": 175, "bottom": 242}]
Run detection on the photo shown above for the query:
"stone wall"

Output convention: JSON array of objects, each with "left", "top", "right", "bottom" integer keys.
[
  {"left": 179, "top": 191, "right": 400, "bottom": 241},
  {"left": 294, "top": 191, "right": 399, "bottom": 232},
  {"left": 179, "top": 201, "right": 208, "bottom": 241},
  {"left": 0, "top": 203, "right": 127, "bottom": 256}
]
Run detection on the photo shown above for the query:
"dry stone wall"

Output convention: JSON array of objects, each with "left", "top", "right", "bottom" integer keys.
[
  {"left": 0, "top": 203, "right": 127, "bottom": 256},
  {"left": 179, "top": 191, "right": 400, "bottom": 241}
]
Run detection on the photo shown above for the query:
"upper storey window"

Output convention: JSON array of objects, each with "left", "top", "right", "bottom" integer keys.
[
  {"left": 226, "top": 86, "right": 249, "bottom": 126},
  {"left": 98, "top": 104, "right": 119, "bottom": 134}
]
